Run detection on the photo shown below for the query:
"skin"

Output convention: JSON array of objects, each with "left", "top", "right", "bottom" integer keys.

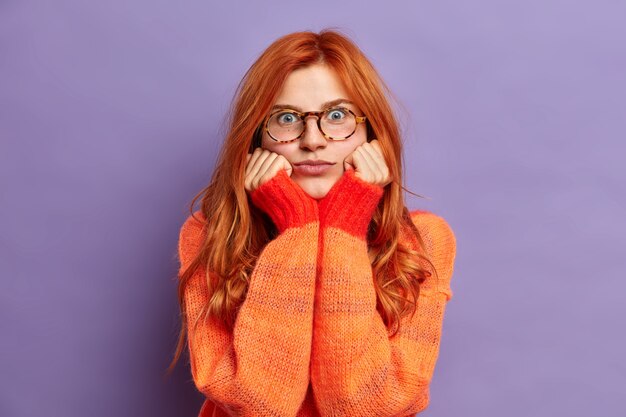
[{"left": 244, "top": 63, "right": 391, "bottom": 198}]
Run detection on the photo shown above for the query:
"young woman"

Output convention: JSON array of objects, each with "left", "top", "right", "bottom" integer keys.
[{"left": 168, "top": 29, "right": 457, "bottom": 417}]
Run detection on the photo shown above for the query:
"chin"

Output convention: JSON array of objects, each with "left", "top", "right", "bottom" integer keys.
[
  {"left": 294, "top": 177, "right": 335, "bottom": 200},
  {"left": 300, "top": 186, "right": 329, "bottom": 200}
]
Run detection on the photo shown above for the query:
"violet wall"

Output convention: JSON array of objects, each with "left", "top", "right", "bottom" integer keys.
[{"left": 1, "top": 1, "right": 624, "bottom": 416}]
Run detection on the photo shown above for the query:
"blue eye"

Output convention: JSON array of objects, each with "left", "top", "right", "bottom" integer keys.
[
  {"left": 277, "top": 112, "right": 299, "bottom": 124},
  {"left": 326, "top": 108, "right": 347, "bottom": 122}
]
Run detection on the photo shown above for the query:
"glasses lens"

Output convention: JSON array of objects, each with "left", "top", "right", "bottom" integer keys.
[
  {"left": 267, "top": 107, "right": 357, "bottom": 142},
  {"left": 268, "top": 111, "right": 304, "bottom": 142},
  {"left": 320, "top": 108, "right": 356, "bottom": 139}
]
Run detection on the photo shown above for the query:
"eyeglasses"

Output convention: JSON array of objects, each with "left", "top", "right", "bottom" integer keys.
[{"left": 263, "top": 106, "right": 367, "bottom": 143}]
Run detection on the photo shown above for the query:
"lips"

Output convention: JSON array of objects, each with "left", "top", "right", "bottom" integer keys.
[
  {"left": 293, "top": 161, "right": 335, "bottom": 175},
  {"left": 294, "top": 160, "right": 334, "bottom": 166}
]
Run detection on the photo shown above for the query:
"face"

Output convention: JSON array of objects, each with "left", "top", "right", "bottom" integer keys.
[{"left": 261, "top": 63, "right": 368, "bottom": 200}]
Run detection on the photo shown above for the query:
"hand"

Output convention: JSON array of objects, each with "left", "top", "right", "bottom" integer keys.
[
  {"left": 343, "top": 139, "right": 392, "bottom": 187},
  {"left": 245, "top": 147, "right": 293, "bottom": 193}
]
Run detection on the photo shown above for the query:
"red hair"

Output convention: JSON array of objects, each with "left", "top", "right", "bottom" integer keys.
[{"left": 166, "top": 28, "right": 437, "bottom": 376}]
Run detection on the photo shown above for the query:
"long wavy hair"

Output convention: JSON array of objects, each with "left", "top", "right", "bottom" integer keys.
[{"left": 166, "top": 28, "right": 439, "bottom": 376}]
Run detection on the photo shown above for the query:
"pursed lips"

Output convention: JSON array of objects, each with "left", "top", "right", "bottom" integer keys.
[
  {"left": 292, "top": 161, "right": 335, "bottom": 175},
  {"left": 294, "top": 160, "right": 335, "bottom": 166}
]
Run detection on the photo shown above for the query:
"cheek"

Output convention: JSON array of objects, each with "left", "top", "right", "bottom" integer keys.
[
  {"left": 261, "top": 133, "right": 282, "bottom": 153},
  {"left": 336, "top": 135, "right": 367, "bottom": 158},
  {"left": 261, "top": 134, "right": 297, "bottom": 159}
]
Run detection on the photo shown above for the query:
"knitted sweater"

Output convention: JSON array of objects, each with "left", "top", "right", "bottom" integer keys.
[{"left": 177, "top": 169, "right": 457, "bottom": 417}]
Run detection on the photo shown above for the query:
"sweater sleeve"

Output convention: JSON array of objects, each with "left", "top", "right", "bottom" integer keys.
[
  {"left": 310, "top": 169, "right": 457, "bottom": 417},
  {"left": 178, "top": 169, "right": 319, "bottom": 417}
]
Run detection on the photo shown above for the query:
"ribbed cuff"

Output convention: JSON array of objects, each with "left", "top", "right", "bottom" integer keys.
[
  {"left": 250, "top": 169, "right": 319, "bottom": 233},
  {"left": 318, "top": 169, "right": 384, "bottom": 237}
]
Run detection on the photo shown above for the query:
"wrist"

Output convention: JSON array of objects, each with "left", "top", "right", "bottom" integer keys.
[
  {"left": 318, "top": 169, "right": 384, "bottom": 237},
  {"left": 250, "top": 169, "right": 319, "bottom": 233}
]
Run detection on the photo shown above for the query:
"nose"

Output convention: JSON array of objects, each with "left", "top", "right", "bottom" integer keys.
[{"left": 299, "top": 115, "right": 327, "bottom": 151}]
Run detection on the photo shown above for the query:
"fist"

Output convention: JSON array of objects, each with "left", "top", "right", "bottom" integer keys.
[
  {"left": 343, "top": 139, "right": 392, "bottom": 187},
  {"left": 245, "top": 147, "right": 293, "bottom": 193}
]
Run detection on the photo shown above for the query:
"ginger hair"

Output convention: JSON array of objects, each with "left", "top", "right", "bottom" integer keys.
[{"left": 165, "top": 28, "right": 438, "bottom": 377}]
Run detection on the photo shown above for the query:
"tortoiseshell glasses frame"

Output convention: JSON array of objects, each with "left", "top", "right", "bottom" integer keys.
[{"left": 263, "top": 106, "right": 367, "bottom": 144}]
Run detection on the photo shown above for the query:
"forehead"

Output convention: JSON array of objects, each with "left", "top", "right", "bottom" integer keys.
[{"left": 272, "top": 64, "right": 356, "bottom": 111}]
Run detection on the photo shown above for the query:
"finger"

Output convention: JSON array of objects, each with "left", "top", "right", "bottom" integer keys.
[
  {"left": 256, "top": 151, "right": 278, "bottom": 180},
  {"left": 245, "top": 148, "right": 267, "bottom": 191},
  {"left": 250, "top": 152, "right": 274, "bottom": 190},
  {"left": 344, "top": 152, "right": 355, "bottom": 171},
  {"left": 370, "top": 140, "right": 389, "bottom": 177},
  {"left": 370, "top": 141, "right": 392, "bottom": 185},
  {"left": 262, "top": 155, "right": 291, "bottom": 184},
  {"left": 249, "top": 148, "right": 271, "bottom": 180},
  {"left": 252, "top": 152, "right": 278, "bottom": 190},
  {"left": 276, "top": 154, "right": 293, "bottom": 177},
  {"left": 245, "top": 147, "right": 263, "bottom": 177},
  {"left": 244, "top": 154, "right": 252, "bottom": 192},
  {"left": 361, "top": 141, "right": 385, "bottom": 169},
  {"left": 364, "top": 140, "right": 392, "bottom": 185},
  {"left": 348, "top": 147, "right": 370, "bottom": 180},
  {"left": 367, "top": 140, "right": 386, "bottom": 163},
  {"left": 354, "top": 146, "right": 379, "bottom": 183},
  {"left": 360, "top": 142, "right": 385, "bottom": 183}
]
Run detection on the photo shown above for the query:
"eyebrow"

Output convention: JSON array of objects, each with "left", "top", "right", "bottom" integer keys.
[{"left": 270, "top": 98, "right": 354, "bottom": 112}]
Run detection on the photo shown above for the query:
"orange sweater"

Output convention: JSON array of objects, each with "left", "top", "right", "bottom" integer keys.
[{"left": 177, "top": 169, "right": 456, "bottom": 417}]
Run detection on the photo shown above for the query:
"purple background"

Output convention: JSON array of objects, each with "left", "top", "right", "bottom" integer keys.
[{"left": 2, "top": 1, "right": 624, "bottom": 416}]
